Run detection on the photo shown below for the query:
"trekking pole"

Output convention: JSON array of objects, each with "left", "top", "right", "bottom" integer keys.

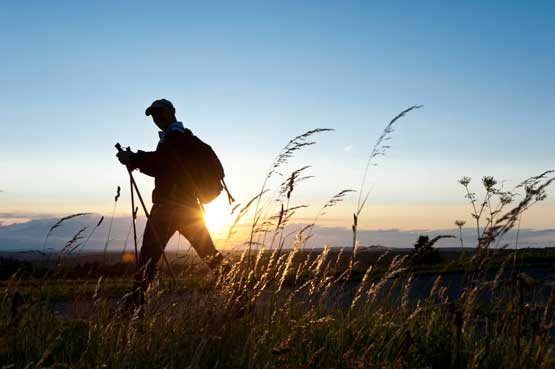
[
  {"left": 115, "top": 143, "right": 177, "bottom": 283},
  {"left": 115, "top": 144, "right": 139, "bottom": 267},
  {"left": 129, "top": 174, "right": 139, "bottom": 267}
]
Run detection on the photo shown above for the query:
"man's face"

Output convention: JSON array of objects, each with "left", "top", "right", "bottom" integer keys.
[{"left": 150, "top": 108, "right": 174, "bottom": 130}]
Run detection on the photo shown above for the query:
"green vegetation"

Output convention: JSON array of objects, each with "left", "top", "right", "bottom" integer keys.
[{"left": 2, "top": 244, "right": 555, "bottom": 368}]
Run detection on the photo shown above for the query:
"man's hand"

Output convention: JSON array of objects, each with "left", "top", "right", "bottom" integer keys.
[{"left": 117, "top": 150, "right": 133, "bottom": 166}]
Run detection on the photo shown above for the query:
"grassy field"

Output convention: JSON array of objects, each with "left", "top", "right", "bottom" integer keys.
[
  {"left": 3, "top": 246, "right": 555, "bottom": 369},
  {"left": 2, "top": 108, "right": 555, "bottom": 368}
]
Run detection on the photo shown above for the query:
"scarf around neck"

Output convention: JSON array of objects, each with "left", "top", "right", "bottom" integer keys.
[{"left": 158, "top": 121, "right": 186, "bottom": 143}]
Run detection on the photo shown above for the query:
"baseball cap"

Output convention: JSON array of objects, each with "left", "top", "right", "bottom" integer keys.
[{"left": 145, "top": 99, "right": 176, "bottom": 116}]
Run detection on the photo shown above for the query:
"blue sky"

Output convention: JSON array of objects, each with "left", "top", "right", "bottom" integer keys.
[{"left": 0, "top": 1, "right": 554, "bottom": 234}]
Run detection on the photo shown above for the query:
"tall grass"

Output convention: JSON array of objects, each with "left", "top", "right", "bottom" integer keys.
[
  {"left": 2, "top": 111, "right": 555, "bottom": 369},
  {"left": 347, "top": 105, "right": 422, "bottom": 285},
  {"left": 103, "top": 186, "right": 121, "bottom": 264},
  {"left": 41, "top": 213, "right": 91, "bottom": 254}
]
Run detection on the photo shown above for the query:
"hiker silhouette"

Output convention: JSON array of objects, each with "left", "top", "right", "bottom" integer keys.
[{"left": 116, "top": 99, "right": 228, "bottom": 297}]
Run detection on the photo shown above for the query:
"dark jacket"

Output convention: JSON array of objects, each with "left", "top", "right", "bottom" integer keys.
[{"left": 130, "top": 129, "right": 199, "bottom": 205}]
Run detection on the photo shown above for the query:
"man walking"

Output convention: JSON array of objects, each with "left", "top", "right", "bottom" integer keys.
[{"left": 117, "top": 99, "right": 224, "bottom": 293}]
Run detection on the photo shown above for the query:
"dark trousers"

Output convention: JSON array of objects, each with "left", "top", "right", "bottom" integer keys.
[{"left": 134, "top": 202, "right": 222, "bottom": 291}]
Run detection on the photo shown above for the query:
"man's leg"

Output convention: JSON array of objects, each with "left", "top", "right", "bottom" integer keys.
[
  {"left": 134, "top": 204, "right": 177, "bottom": 293},
  {"left": 179, "top": 206, "right": 223, "bottom": 269}
]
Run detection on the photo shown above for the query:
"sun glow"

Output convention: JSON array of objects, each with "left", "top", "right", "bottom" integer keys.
[{"left": 202, "top": 197, "right": 234, "bottom": 238}]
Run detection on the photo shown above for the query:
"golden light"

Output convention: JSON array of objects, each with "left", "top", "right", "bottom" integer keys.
[
  {"left": 122, "top": 252, "right": 136, "bottom": 264},
  {"left": 202, "top": 196, "right": 233, "bottom": 237}
]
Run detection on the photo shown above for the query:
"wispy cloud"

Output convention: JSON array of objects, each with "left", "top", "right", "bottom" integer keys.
[{"left": 0, "top": 212, "right": 55, "bottom": 219}]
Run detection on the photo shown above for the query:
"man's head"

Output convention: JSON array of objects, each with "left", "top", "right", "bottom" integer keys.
[{"left": 145, "top": 99, "right": 177, "bottom": 130}]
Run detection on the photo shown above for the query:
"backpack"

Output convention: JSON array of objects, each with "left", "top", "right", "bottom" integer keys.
[{"left": 186, "top": 133, "right": 234, "bottom": 205}]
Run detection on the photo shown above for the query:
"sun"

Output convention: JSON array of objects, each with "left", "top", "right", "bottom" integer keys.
[{"left": 202, "top": 196, "right": 233, "bottom": 237}]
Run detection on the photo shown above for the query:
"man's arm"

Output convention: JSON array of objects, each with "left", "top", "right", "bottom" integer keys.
[
  {"left": 130, "top": 150, "right": 162, "bottom": 177},
  {"left": 128, "top": 132, "right": 184, "bottom": 177}
]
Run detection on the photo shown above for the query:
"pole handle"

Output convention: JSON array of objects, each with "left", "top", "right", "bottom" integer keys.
[{"left": 115, "top": 143, "right": 131, "bottom": 153}]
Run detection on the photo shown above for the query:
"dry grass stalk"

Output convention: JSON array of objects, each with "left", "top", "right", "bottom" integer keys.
[
  {"left": 42, "top": 212, "right": 91, "bottom": 253},
  {"left": 247, "top": 128, "right": 333, "bottom": 268},
  {"left": 226, "top": 189, "right": 268, "bottom": 242},
  {"left": 103, "top": 185, "right": 121, "bottom": 263},
  {"left": 56, "top": 226, "right": 88, "bottom": 266},
  {"left": 302, "top": 189, "right": 355, "bottom": 247},
  {"left": 75, "top": 215, "right": 104, "bottom": 255},
  {"left": 352, "top": 105, "right": 422, "bottom": 260},
  {"left": 355, "top": 105, "right": 423, "bottom": 215}
]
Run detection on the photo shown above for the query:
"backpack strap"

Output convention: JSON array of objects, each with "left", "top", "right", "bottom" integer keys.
[{"left": 221, "top": 178, "right": 235, "bottom": 205}]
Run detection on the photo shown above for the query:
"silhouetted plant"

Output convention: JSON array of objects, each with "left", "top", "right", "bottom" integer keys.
[
  {"left": 411, "top": 234, "right": 454, "bottom": 265},
  {"left": 246, "top": 128, "right": 333, "bottom": 269},
  {"left": 103, "top": 185, "right": 121, "bottom": 263},
  {"left": 352, "top": 105, "right": 422, "bottom": 270},
  {"left": 455, "top": 219, "right": 466, "bottom": 251},
  {"left": 458, "top": 175, "right": 516, "bottom": 243},
  {"left": 75, "top": 215, "right": 104, "bottom": 255},
  {"left": 42, "top": 212, "right": 91, "bottom": 254}
]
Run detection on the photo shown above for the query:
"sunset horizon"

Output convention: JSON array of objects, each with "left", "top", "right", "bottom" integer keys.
[
  {"left": 2, "top": 3, "right": 555, "bottom": 367},
  {"left": 2, "top": 3, "right": 554, "bottom": 248}
]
